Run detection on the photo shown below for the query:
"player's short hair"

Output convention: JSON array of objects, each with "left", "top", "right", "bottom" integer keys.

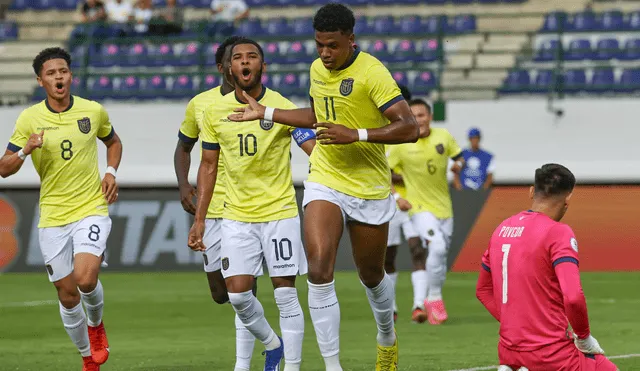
[
  {"left": 534, "top": 164, "right": 576, "bottom": 197},
  {"left": 230, "top": 37, "right": 264, "bottom": 62},
  {"left": 408, "top": 98, "right": 432, "bottom": 114},
  {"left": 215, "top": 35, "right": 243, "bottom": 65},
  {"left": 32, "top": 47, "right": 71, "bottom": 76},
  {"left": 313, "top": 3, "right": 355, "bottom": 34},
  {"left": 398, "top": 84, "right": 412, "bottom": 101}
]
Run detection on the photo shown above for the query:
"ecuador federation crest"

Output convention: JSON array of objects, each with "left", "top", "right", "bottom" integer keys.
[
  {"left": 222, "top": 257, "right": 229, "bottom": 271},
  {"left": 435, "top": 143, "right": 445, "bottom": 155},
  {"left": 77, "top": 117, "right": 91, "bottom": 134},
  {"left": 339, "top": 78, "right": 354, "bottom": 96},
  {"left": 260, "top": 119, "right": 274, "bottom": 131}
]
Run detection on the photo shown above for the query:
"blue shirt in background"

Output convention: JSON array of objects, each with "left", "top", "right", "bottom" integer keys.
[{"left": 460, "top": 148, "right": 495, "bottom": 190}]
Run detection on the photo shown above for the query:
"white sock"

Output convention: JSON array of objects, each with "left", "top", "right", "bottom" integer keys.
[
  {"left": 363, "top": 274, "right": 396, "bottom": 347},
  {"left": 274, "top": 287, "right": 304, "bottom": 370},
  {"left": 411, "top": 270, "right": 428, "bottom": 309},
  {"left": 234, "top": 313, "right": 255, "bottom": 371},
  {"left": 80, "top": 280, "right": 104, "bottom": 327},
  {"left": 308, "top": 281, "right": 342, "bottom": 370},
  {"left": 426, "top": 238, "right": 447, "bottom": 301},
  {"left": 228, "top": 291, "right": 280, "bottom": 350},
  {"left": 59, "top": 302, "right": 91, "bottom": 357},
  {"left": 388, "top": 272, "right": 398, "bottom": 312}
]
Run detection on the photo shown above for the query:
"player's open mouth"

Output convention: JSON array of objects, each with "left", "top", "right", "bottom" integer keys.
[
  {"left": 241, "top": 68, "right": 252, "bottom": 82},
  {"left": 55, "top": 83, "right": 65, "bottom": 93}
]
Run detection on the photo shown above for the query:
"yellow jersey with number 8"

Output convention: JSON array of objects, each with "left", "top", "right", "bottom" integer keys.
[
  {"left": 8, "top": 96, "right": 113, "bottom": 228},
  {"left": 308, "top": 48, "right": 403, "bottom": 200}
]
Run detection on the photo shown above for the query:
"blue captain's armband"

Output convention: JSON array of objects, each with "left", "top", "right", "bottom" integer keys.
[{"left": 292, "top": 128, "right": 315, "bottom": 146}]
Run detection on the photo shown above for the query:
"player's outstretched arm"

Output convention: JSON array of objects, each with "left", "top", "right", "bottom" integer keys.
[
  {"left": 188, "top": 148, "right": 219, "bottom": 252},
  {"left": 0, "top": 131, "right": 44, "bottom": 178},
  {"left": 174, "top": 138, "right": 197, "bottom": 214},
  {"left": 476, "top": 264, "right": 500, "bottom": 321},
  {"left": 228, "top": 91, "right": 317, "bottom": 128}
]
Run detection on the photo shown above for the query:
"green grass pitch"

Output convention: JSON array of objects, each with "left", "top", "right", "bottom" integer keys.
[{"left": 1, "top": 272, "right": 638, "bottom": 370}]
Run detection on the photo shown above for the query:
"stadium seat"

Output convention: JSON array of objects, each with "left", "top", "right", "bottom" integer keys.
[
  {"left": 204, "top": 43, "right": 220, "bottom": 66},
  {"left": 392, "top": 71, "right": 409, "bottom": 87},
  {"left": 202, "top": 74, "right": 220, "bottom": 91},
  {"left": 191, "top": 0, "right": 209, "bottom": 8},
  {"left": 567, "top": 11, "right": 597, "bottom": 32},
  {"left": 284, "top": 41, "right": 313, "bottom": 64},
  {"left": 451, "top": 0, "right": 474, "bottom": 4},
  {"left": 9, "top": 0, "right": 29, "bottom": 11},
  {"left": 449, "top": 14, "right": 476, "bottom": 34},
  {"left": 55, "top": 0, "right": 79, "bottom": 11},
  {"left": 32, "top": 87, "right": 47, "bottom": 102},
  {"left": 412, "top": 70, "right": 437, "bottom": 93},
  {"left": 119, "top": 76, "right": 141, "bottom": 100},
  {"left": 541, "top": 12, "right": 567, "bottom": 32},
  {"left": 264, "top": 18, "right": 291, "bottom": 36},
  {"left": 627, "top": 11, "right": 640, "bottom": 31},
  {"left": 565, "top": 39, "right": 592, "bottom": 61},
  {"left": 263, "top": 42, "right": 282, "bottom": 64},
  {"left": 237, "top": 19, "right": 263, "bottom": 35},
  {"left": 122, "top": 43, "right": 148, "bottom": 67},
  {"left": 70, "top": 45, "right": 89, "bottom": 68},
  {"left": 144, "top": 75, "right": 168, "bottom": 99},
  {"left": 419, "top": 39, "right": 440, "bottom": 62},
  {"left": 424, "top": 0, "right": 446, "bottom": 4},
  {"left": 534, "top": 39, "right": 560, "bottom": 62},
  {"left": 478, "top": 0, "right": 499, "bottom": 3},
  {"left": 368, "top": 40, "right": 391, "bottom": 63},
  {"left": 599, "top": 10, "right": 624, "bottom": 31},
  {"left": 354, "top": 16, "right": 372, "bottom": 36},
  {"left": 372, "top": 16, "right": 395, "bottom": 35},
  {"left": 89, "top": 43, "right": 121, "bottom": 68},
  {"left": 563, "top": 69, "right": 586, "bottom": 93},
  {"left": 397, "top": 15, "right": 421, "bottom": 35},
  {"left": 91, "top": 76, "right": 114, "bottom": 100},
  {"left": 171, "top": 75, "right": 197, "bottom": 98},
  {"left": 593, "top": 38, "right": 620, "bottom": 61},
  {"left": 621, "top": 39, "right": 640, "bottom": 61},
  {"left": 71, "top": 76, "right": 84, "bottom": 95},
  {"left": 291, "top": 17, "right": 313, "bottom": 37},
  {"left": 147, "top": 43, "right": 174, "bottom": 67},
  {"left": 392, "top": 40, "right": 417, "bottom": 63},
  {"left": 503, "top": 0, "right": 528, "bottom": 2},
  {"left": 174, "top": 42, "right": 200, "bottom": 67},
  {"left": 501, "top": 70, "right": 530, "bottom": 94},
  {"left": 278, "top": 73, "right": 301, "bottom": 97},
  {"left": 588, "top": 68, "right": 614, "bottom": 93},
  {"left": 618, "top": 69, "right": 640, "bottom": 92},
  {"left": 0, "top": 22, "right": 19, "bottom": 41},
  {"left": 531, "top": 70, "right": 554, "bottom": 93},
  {"left": 423, "top": 15, "right": 446, "bottom": 34},
  {"left": 261, "top": 74, "right": 272, "bottom": 89},
  {"left": 33, "top": 0, "right": 55, "bottom": 10}
]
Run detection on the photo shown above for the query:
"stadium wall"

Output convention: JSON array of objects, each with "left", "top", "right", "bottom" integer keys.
[{"left": 0, "top": 98, "right": 639, "bottom": 187}]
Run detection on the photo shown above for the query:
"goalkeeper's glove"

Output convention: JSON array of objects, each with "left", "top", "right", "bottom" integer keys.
[{"left": 574, "top": 334, "right": 605, "bottom": 355}]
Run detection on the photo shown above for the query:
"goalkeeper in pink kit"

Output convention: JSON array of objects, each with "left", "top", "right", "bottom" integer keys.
[{"left": 476, "top": 164, "right": 618, "bottom": 371}]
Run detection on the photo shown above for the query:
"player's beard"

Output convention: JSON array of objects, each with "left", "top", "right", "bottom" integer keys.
[{"left": 233, "top": 67, "right": 263, "bottom": 92}]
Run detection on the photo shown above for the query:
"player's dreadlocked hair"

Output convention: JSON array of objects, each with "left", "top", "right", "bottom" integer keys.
[
  {"left": 32, "top": 47, "right": 71, "bottom": 76},
  {"left": 398, "top": 84, "right": 412, "bottom": 101},
  {"left": 230, "top": 37, "right": 265, "bottom": 61},
  {"left": 313, "top": 3, "right": 355, "bottom": 34},
  {"left": 534, "top": 163, "right": 576, "bottom": 197},
  {"left": 215, "top": 35, "right": 243, "bottom": 66},
  {"left": 408, "top": 98, "right": 432, "bottom": 114}
]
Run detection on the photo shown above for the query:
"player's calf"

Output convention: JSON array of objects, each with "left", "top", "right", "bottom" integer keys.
[
  {"left": 272, "top": 277, "right": 304, "bottom": 371},
  {"left": 206, "top": 270, "right": 230, "bottom": 304}
]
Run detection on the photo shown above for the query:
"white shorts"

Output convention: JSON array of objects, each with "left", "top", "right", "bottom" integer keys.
[
  {"left": 302, "top": 181, "right": 396, "bottom": 226},
  {"left": 220, "top": 216, "right": 308, "bottom": 279},
  {"left": 202, "top": 219, "right": 222, "bottom": 273},
  {"left": 38, "top": 215, "right": 112, "bottom": 282},
  {"left": 387, "top": 210, "right": 419, "bottom": 246},
  {"left": 411, "top": 211, "right": 453, "bottom": 248}
]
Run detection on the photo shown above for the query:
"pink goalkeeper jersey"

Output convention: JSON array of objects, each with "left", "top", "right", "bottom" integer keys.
[{"left": 482, "top": 210, "right": 580, "bottom": 351}]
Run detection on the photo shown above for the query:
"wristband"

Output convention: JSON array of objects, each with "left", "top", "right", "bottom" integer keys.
[
  {"left": 264, "top": 107, "right": 275, "bottom": 122},
  {"left": 357, "top": 129, "right": 368, "bottom": 142},
  {"left": 106, "top": 166, "right": 117, "bottom": 178},
  {"left": 393, "top": 193, "right": 400, "bottom": 201},
  {"left": 17, "top": 149, "right": 27, "bottom": 161}
]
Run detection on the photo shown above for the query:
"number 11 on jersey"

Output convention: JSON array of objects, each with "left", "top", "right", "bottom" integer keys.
[{"left": 501, "top": 243, "right": 511, "bottom": 304}]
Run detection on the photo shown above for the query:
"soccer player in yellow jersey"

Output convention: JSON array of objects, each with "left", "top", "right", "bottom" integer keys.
[
  {"left": 173, "top": 35, "right": 259, "bottom": 371},
  {"left": 188, "top": 39, "right": 315, "bottom": 371},
  {"left": 387, "top": 99, "right": 465, "bottom": 326},
  {"left": 228, "top": 4, "right": 419, "bottom": 370},
  {"left": 0, "top": 48, "right": 123, "bottom": 371}
]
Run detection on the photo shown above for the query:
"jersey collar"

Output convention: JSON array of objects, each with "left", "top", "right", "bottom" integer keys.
[
  {"left": 45, "top": 95, "right": 74, "bottom": 114},
  {"left": 235, "top": 85, "right": 266, "bottom": 104},
  {"left": 336, "top": 46, "right": 360, "bottom": 71}
]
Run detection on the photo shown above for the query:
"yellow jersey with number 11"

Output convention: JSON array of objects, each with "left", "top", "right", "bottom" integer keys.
[{"left": 308, "top": 48, "right": 403, "bottom": 200}]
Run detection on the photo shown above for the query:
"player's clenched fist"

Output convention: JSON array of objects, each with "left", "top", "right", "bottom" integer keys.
[
  {"left": 314, "top": 122, "right": 358, "bottom": 145},
  {"left": 23, "top": 130, "right": 45, "bottom": 155},
  {"left": 188, "top": 221, "right": 206, "bottom": 252},
  {"left": 396, "top": 197, "right": 412, "bottom": 211},
  {"left": 101, "top": 174, "right": 118, "bottom": 204}
]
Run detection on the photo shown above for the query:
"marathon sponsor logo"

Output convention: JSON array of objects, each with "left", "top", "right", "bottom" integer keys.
[
  {"left": 312, "top": 79, "right": 326, "bottom": 86},
  {"left": 80, "top": 243, "right": 101, "bottom": 249},
  {"left": 273, "top": 263, "right": 296, "bottom": 269},
  {"left": 36, "top": 126, "right": 59, "bottom": 131}
]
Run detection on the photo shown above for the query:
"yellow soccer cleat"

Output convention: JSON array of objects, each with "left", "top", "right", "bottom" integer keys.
[{"left": 375, "top": 331, "right": 398, "bottom": 371}]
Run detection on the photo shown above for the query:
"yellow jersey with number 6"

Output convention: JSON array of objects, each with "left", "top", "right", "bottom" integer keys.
[
  {"left": 8, "top": 96, "right": 113, "bottom": 228},
  {"left": 308, "top": 48, "right": 403, "bottom": 200},
  {"left": 387, "top": 128, "right": 462, "bottom": 219}
]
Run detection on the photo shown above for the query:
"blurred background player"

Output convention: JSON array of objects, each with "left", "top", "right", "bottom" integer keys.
[
  {"left": 455, "top": 127, "right": 495, "bottom": 191},
  {"left": 0, "top": 47, "right": 123, "bottom": 371},
  {"left": 189, "top": 38, "right": 315, "bottom": 371},
  {"left": 227, "top": 4, "right": 420, "bottom": 370},
  {"left": 173, "top": 35, "right": 258, "bottom": 371},
  {"left": 476, "top": 164, "right": 618, "bottom": 371},
  {"left": 387, "top": 99, "right": 464, "bottom": 325},
  {"left": 384, "top": 84, "right": 421, "bottom": 324}
]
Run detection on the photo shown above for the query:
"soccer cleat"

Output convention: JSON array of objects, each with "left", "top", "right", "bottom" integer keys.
[
  {"left": 82, "top": 356, "right": 100, "bottom": 371},
  {"left": 425, "top": 299, "right": 448, "bottom": 325},
  {"left": 411, "top": 306, "right": 427, "bottom": 324},
  {"left": 262, "top": 336, "right": 284, "bottom": 371},
  {"left": 88, "top": 322, "right": 110, "bottom": 365},
  {"left": 375, "top": 331, "right": 398, "bottom": 371}
]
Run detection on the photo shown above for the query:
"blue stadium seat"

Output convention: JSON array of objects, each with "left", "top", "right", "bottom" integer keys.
[
  {"left": 89, "top": 43, "right": 121, "bottom": 68},
  {"left": 342, "top": 0, "right": 369, "bottom": 5},
  {"left": 0, "top": 22, "right": 18, "bottom": 41},
  {"left": 451, "top": 0, "right": 474, "bottom": 4},
  {"left": 449, "top": 14, "right": 476, "bottom": 34},
  {"left": 202, "top": 74, "right": 220, "bottom": 91},
  {"left": 397, "top": 15, "right": 421, "bottom": 35},
  {"left": 264, "top": 18, "right": 291, "bottom": 36},
  {"left": 204, "top": 43, "right": 219, "bottom": 66},
  {"left": 119, "top": 76, "right": 141, "bottom": 100},
  {"left": 599, "top": 10, "right": 624, "bottom": 31},
  {"left": 237, "top": 19, "right": 263, "bottom": 35},
  {"left": 627, "top": 11, "right": 640, "bottom": 31},
  {"left": 284, "top": 41, "right": 312, "bottom": 64},
  {"left": 565, "top": 39, "right": 592, "bottom": 61},
  {"left": 191, "top": 0, "right": 209, "bottom": 8},
  {"left": 55, "top": 0, "right": 79, "bottom": 10},
  {"left": 419, "top": 39, "right": 440, "bottom": 62},
  {"left": 368, "top": 40, "right": 391, "bottom": 63},
  {"left": 10, "top": 0, "right": 29, "bottom": 11},
  {"left": 174, "top": 42, "right": 200, "bottom": 67},
  {"left": 567, "top": 11, "right": 597, "bottom": 32},
  {"left": 171, "top": 75, "right": 196, "bottom": 98},
  {"left": 593, "top": 38, "right": 620, "bottom": 61},
  {"left": 531, "top": 70, "right": 554, "bottom": 93},
  {"left": 291, "top": 17, "right": 313, "bottom": 37},
  {"left": 263, "top": 42, "right": 282, "bottom": 64},
  {"left": 424, "top": 0, "right": 446, "bottom": 4},
  {"left": 261, "top": 74, "right": 272, "bottom": 89},
  {"left": 372, "top": 16, "right": 395, "bottom": 35},
  {"left": 618, "top": 69, "right": 640, "bottom": 92},
  {"left": 534, "top": 39, "right": 560, "bottom": 62},
  {"left": 503, "top": 0, "right": 528, "bottom": 2},
  {"left": 144, "top": 75, "right": 168, "bottom": 99},
  {"left": 278, "top": 73, "right": 301, "bottom": 96},
  {"left": 393, "top": 40, "right": 417, "bottom": 62},
  {"left": 33, "top": 0, "right": 55, "bottom": 10},
  {"left": 563, "top": 69, "right": 586, "bottom": 92},
  {"left": 541, "top": 11, "right": 567, "bottom": 32},
  {"left": 122, "top": 43, "right": 148, "bottom": 67},
  {"left": 70, "top": 45, "right": 88, "bottom": 68},
  {"left": 392, "top": 71, "right": 409, "bottom": 87},
  {"left": 501, "top": 70, "right": 530, "bottom": 94},
  {"left": 422, "top": 15, "right": 446, "bottom": 34},
  {"left": 354, "top": 16, "right": 372, "bottom": 36},
  {"left": 147, "top": 43, "right": 174, "bottom": 67},
  {"left": 588, "top": 68, "right": 614, "bottom": 93},
  {"left": 621, "top": 39, "right": 640, "bottom": 60},
  {"left": 91, "top": 76, "right": 114, "bottom": 100},
  {"left": 412, "top": 70, "right": 437, "bottom": 93},
  {"left": 71, "top": 76, "right": 84, "bottom": 95},
  {"left": 478, "top": 0, "right": 499, "bottom": 3}
]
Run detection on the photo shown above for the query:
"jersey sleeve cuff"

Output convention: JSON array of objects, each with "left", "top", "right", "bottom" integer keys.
[
  {"left": 553, "top": 256, "right": 579, "bottom": 267},
  {"left": 178, "top": 131, "right": 198, "bottom": 144},
  {"left": 481, "top": 262, "right": 491, "bottom": 272},
  {"left": 7, "top": 142, "right": 22, "bottom": 152},
  {"left": 98, "top": 127, "right": 115, "bottom": 142},
  {"left": 202, "top": 141, "right": 220, "bottom": 150},
  {"left": 378, "top": 95, "right": 404, "bottom": 113}
]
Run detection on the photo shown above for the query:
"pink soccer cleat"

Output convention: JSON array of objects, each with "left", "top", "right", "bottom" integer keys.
[{"left": 425, "top": 299, "right": 448, "bottom": 325}]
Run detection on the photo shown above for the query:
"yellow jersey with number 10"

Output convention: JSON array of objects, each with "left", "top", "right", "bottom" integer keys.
[
  {"left": 308, "top": 48, "right": 403, "bottom": 200},
  {"left": 179, "top": 86, "right": 227, "bottom": 219},
  {"left": 387, "top": 127, "right": 462, "bottom": 219},
  {"left": 8, "top": 96, "right": 113, "bottom": 228}
]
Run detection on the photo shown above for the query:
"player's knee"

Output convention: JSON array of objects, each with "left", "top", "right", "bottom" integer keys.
[
  {"left": 408, "top": 237, "right": 422, "bottom": 251},
  {"left": 410, "top": 244, "right": 426, "bottom": 263},
  {"left": 358, "top": 268, "right": 385, "bottom": 289},
  {"left": 308, "top": 258, "right": 335, "bottom": 284},
  {"left": 75, "top": 276, "right": 98, "bottom": 294},
  {"left": 227, "top": 290, "right": 253, "bottom": 312},
  {"left": 384, "top": 259, "right": 396, "bottom": 273},
  {"left": 274, "top": 287, "right": 298, "bottom": 310},
  {"left": 56, "top": 288, "right": 81, "bottom": 308}
]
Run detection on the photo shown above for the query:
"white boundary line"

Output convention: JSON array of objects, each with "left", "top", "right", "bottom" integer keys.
[
  {"left": 0, "top": 300, "right": 58, "bottom": 308},
  {"left": 447, "top": 353, "right": 640, "bottom": 371}
]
